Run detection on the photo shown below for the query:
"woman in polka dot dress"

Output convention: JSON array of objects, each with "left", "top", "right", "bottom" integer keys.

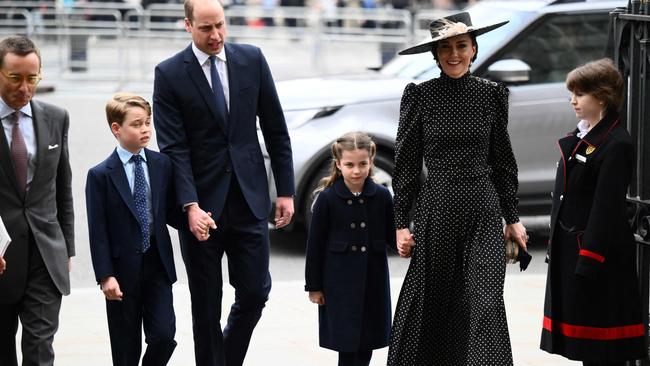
[{"left": 387, "top": 12, "right": 529, "bottom": 366}]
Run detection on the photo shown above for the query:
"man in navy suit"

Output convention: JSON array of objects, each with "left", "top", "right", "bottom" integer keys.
[
  {"left": 153, "top": 0, "right": 295, "bottom": 364},
  {"left": 86, "top": 93, "right": 178, "bottom": 366}
]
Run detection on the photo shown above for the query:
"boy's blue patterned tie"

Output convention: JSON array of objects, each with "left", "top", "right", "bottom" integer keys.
[
  {"left": 131, "top": 154, "right": 150, "bottom": 252},
  {"left": 209, "top": 54, "right": 228, "bottom": 125}
]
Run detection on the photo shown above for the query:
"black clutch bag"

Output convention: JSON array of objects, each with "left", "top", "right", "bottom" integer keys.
[{"left": 505, "top": 240, "right": 532, "bottom": 271}]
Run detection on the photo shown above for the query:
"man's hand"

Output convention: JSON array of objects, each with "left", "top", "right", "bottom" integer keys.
[
  {"left": 0, "top": 256, "right": 5, "bottom": 275},
  {"left": 68, "top": 257, "right": 72, "bottom": 273},
  {"left": 308, "top": 290, "right": 325, "bottom": 305},
  {"left": 274, "top": 196, "right": 294, "bottom": 229},
  {"left": 100, "top": 276, "right": 123, "bottom": 301},
  {"left": 187, "top": 204, "right": 217, "bottom": 241},
  {"left": 397, "top": 228, "right": 415, "bottom": 258}
]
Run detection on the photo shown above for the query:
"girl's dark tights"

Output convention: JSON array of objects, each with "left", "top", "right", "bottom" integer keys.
[{"left": 338, "top": 349, "right": 372, "bottom": 366}]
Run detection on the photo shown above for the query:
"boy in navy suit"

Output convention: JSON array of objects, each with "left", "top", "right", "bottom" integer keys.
[{"left": 86, "top": 93, "right": 178, "bottom": 366}]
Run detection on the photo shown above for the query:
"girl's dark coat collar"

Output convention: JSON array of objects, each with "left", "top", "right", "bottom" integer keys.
[{"left": 332, "top": 176, "right": 378, "bottom": 199}]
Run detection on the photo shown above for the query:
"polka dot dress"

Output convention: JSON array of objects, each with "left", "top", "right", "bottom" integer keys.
[{"left": 387, "top": 71, "right": 519, "bottom": 366}]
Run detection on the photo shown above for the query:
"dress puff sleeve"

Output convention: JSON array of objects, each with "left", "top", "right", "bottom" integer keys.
[
  {"left": 393, "top": 82, "right": 424, "bottom": 229},
  {"left": 489, "top": 83, "right": 520, "bottom": 225}
]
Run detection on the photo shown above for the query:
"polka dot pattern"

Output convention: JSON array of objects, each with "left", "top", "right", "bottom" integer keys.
[
  {"left": 131, "top": 154, "right": 150, "bottom": 252},
  {"left": 387, "top": 72, "right": 520, "bottom": 366}
]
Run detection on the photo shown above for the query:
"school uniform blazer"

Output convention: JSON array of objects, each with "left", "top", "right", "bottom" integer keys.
[
  {"left": 85, "top": 148, "right": 178, "bottom": 292},
  {"left": 548, "top": 111, "right": 635, "bottom": 278},
  {"left": 0, "top": 99, "right": 74, "bottom": 303},
  {"left": 305, "top": 177, "right": 396, "bottom": 352},
  {"left": 153, "top": 42, "right": 294, "bottom": 221}
]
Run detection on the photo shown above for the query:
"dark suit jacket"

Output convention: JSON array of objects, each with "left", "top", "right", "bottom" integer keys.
[
  {"left": 153, "top": 43, "right": 294, "bottom": 221},
  {"left": 85, "top": 148, "right": 177, "bottom": 292},
  {"left": 0, "top": 99, "right": 74, "bottom": 303}
]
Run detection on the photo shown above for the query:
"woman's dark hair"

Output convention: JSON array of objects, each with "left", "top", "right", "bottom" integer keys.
[
  {"left": 431, "top": 33, "right": 478, "bottom": 66},
  {"left": 566, "top": 58, "right": 624, "bottom": 113}
]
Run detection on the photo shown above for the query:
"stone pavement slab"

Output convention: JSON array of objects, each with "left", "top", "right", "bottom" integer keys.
[{"left": 32, "top": 273, "right": 581, "bottom": 365}]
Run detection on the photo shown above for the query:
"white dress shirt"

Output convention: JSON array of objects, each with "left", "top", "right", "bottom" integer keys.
[
  {"left": 192, "top": 42, "right": 230, "bottom": 112},
  {"left": 116, "top": 145, "right": 154, "bottom": 229},
  {"left": 1, "top": 99, "right": 37, "bottom": 190}
]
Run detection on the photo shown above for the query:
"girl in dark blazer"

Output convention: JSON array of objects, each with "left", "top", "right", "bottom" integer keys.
[
  {"left": 540, "top": 58, "right": 646, "bottom": 365},
  {"left": 305, "top": 131, "right": 396, "bottom": 366}
]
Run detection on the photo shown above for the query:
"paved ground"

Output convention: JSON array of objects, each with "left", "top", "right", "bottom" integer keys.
[{"left": 45, "top": 272, "right": 581, "bottom": 365}]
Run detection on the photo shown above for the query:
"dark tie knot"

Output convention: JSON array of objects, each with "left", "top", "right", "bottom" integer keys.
[
  {"left": 131, "top": 154, "right": 142, "bottom": 164},
  {"left": 209, "top": 54, "right": 216, "bottom": 64},
  {"left": 12, "top": 111, "right": 20, "bottom": 125}
]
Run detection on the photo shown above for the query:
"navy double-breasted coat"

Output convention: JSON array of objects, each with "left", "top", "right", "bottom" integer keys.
[
  {"left": 305, "top": 177, "right": 396, "bottom": 352},
  {"left": 541, "top": 112, "right": 646, "bottom": 362}
]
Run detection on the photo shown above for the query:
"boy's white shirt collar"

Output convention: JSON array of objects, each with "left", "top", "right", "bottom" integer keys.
[
  {"left": 116, "top": 145, "right": 146, "bottom": 165},
  {"left": 576, "top": 119, "right": 590, "bottom": 139}
]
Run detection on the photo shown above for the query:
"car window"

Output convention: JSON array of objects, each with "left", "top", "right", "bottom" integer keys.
[{"left": 495, "top": 12, "right": 611, "bottom": 84}]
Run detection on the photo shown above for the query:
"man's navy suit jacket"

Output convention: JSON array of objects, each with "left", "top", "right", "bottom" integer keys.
[
  {"left": 153, "top": 43, "right": 294, "bottom": 221},
  {"left": 85, "top": 148, "right": 177, "bottom": 292}
]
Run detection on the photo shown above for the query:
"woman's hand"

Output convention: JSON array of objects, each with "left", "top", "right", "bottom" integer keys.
[
  {"left": 504, "top": 222, "right": 528, "bottom": 251},
  {"left": 397, "top": 228, "right": 416, "bottom": 258},
  {"left": 309, "top": 291, "right": 325, "bottom": 305}
]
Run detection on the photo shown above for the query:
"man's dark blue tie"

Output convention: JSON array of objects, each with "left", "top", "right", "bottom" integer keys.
[
  {"left": 131, "top": 154, "right": 150, "bottom": 253},
  {"left": 209, "top": 54, "right": 228, "bottom": 124}
]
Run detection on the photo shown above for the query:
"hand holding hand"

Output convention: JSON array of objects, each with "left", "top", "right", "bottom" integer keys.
[
  {"left": 504, "top": 222, "right": 528, "bottom": 251},
  {"left": 275, "top": 196, "right": 295, "bottom": 229},
  {"left": 187, "top": 204, "right": 217, "bottom": 241},
  {"left": 100, "top": 276, "right": 123, "bottom": 301},
  {"left": 309, "top": 291, "right": 325, "bottom": 305},
  {"left": 396, "top": 228, "right": 415, "bottom": 258},
  {"left": 0, "top": 256, "right": 5, "bottom": 275}
]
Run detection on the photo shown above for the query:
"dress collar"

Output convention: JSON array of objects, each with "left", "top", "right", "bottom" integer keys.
[{"left": 439, "top": 70, "right": 471, "bottom": 87}]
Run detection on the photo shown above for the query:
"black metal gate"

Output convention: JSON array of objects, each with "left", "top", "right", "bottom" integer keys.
[{"left": 611, "top": 1, "right": 650, "bottom": 364}]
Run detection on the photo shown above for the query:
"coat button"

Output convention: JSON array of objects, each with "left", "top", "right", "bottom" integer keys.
[
  {"left": 568, "top": 156, "right": 572, "bottom": 161},
  {"left": 359, "top": 198, "right": 364, "bottom": 204},
  {"left": 360, "top": 222, "right": 366, "bottom": 228},
  {"left": 351, "top": 245, "right": 358, "bottom": 251},
  {"left": 556, "top": 161, "right": 559, "bottom": 168},
  {"left": 550, "top": 191, "right": 553, "bottom": 198},
  {"left": 350, "top": 223, "right": 356, "bottom": 229},
  {"left": 559, "top": 194, "right": 564, "bottom": 201},
  {"left": 347, "top": 199, "right": 353, "bottom": 205},
  {"left": 360, "top": 246, "right": 366, "bottom": 252}
]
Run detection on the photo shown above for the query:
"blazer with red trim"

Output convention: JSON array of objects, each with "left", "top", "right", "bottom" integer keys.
[{"left": 541, "top": 111, "right": 646, "bottom": 362}]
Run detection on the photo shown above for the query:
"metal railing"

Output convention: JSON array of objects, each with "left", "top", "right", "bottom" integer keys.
[{"left": 611, "top": 0, "right": 650, "bottom": 364}]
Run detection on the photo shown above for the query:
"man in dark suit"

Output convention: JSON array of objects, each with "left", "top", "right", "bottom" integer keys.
[
  {"left": 86, "top": 93, "right": 178, "bottom": 366},
  {"left": 152, "top": 0, "right": 295, "bottom": 365},
  {"left": 0, "top": 35, "right": 74, "bottom": 366}
]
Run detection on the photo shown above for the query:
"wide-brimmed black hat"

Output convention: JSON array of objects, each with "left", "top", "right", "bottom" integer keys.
[{"left": 399, "top": 12, "right": 508, "bottom": 55}]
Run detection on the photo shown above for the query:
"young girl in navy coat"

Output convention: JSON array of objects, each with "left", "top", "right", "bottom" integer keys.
[{"left": 305, "top": 131, "right": 396, "bottom": 366}]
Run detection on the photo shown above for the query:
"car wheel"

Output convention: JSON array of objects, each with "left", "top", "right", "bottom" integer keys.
[{"left": 302, "top": 151, "right": 394, "bottom": 231}]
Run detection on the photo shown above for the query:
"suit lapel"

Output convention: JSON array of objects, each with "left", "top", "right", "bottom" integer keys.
[
  {"left": 29, "top": 100, "right": 50, "bottom": 200},
  {"left": 145, "top": 149, "right": 161, "bottom": 220},
  {"left": 183, "top": 45, "right": 228, "bottom": 135},
  {"left": 0, "top": 115, "right": 19, "bottom": 197},
  {"left": 107, "top": 150, "right": 139, "bottom": 220},
  {"left": 225, "top": 44, "right": 241, "bottom": 136}
]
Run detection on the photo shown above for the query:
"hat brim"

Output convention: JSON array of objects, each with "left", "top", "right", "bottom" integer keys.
[{"left": 398, "top": 20, "right": 509, "bottom": 55}]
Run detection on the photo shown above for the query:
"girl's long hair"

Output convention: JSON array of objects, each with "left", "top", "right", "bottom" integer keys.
[{"left": 312, "top": 131, "right": 377, "bottom": 199}]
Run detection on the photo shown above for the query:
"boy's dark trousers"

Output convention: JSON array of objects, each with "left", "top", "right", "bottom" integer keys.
[
  {"left": 338, "top": 350, "right": 373, "bottom": 366},
  {"left": 106, "top": 238, "right": 176, "bottom": 366}
]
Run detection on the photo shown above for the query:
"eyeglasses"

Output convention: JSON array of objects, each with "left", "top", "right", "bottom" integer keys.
[{"left": 0, "top": 70, "right": 42, "bottom": 86}]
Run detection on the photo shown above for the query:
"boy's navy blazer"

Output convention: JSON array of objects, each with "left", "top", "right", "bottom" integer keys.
[
  {"left": 153, "top": 42, "right": 294, "bottom": 221},
  {"left": 86, "top": 148, "right": 178, "bottom": 291}
]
